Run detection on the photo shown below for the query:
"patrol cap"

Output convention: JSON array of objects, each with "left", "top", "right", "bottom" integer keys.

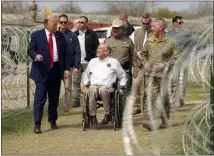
[{"left": 111, "top": 19, "right": 123, "bottom": 28}]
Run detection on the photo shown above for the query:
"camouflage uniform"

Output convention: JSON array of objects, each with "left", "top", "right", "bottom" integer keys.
[
  {"left": 105, "top": 36, "right": 137, "bottom": 93},
  {"left": 140, "top": 33, "right": 179, "bottom": 119},
  {"left": 29, "top": 2, "right": 37, "bottom": 22}
]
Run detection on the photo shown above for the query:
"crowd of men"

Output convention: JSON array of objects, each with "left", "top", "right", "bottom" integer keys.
[{"left": 27, "top": 11, "right": 191, "bottom": 133}]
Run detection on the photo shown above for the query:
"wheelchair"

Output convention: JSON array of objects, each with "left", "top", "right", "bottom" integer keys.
[{"left": 82, "top": 83, "right": 126, "bottom": 131}]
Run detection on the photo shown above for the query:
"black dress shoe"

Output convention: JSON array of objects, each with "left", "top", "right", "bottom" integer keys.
[
  {"left": 100, "top": 115, "right": 111, "bottom": 125},
  {"left": 50, "top": 121, "right": 58, "bottom": 129},
  {"left": 90, "top": 116, "right": 98, "bottom": 129},
  {"left": 34, "top": 124, "right": 41, "bottom": 134}
]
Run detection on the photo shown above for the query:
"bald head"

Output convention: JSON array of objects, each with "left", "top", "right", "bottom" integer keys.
[{"left": 44, "top": 15, "right": 59, "bottom": 33}]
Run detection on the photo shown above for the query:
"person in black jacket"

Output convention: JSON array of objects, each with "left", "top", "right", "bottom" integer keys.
[
  {"left": 120, "top": 14, "right": 135, "bottom": 37},
  {"left": 58, "top": 14, "right": 81, "bottom": 113},
  {"left": 73, "top": 15, "right": 99, "bottom": 107}
]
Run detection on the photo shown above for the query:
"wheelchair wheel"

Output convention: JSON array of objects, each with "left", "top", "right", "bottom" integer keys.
[{"left": 82, "top": 94, "right": 90, "bottom": 131}]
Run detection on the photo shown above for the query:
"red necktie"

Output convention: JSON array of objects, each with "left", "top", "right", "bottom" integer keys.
[{"left": 48, "top": 33, "right": 54, "bottom": 69}]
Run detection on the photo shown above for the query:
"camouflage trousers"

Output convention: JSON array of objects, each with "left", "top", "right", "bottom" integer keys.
[
  {"left": 144, "top": 75, "right": 171, "bottom": 119},
  {"left": 31, "top": 11, "right": 37, "bottom": 22}
]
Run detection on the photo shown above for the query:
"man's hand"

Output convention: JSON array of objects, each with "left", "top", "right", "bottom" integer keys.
[
  {"left": 119, "top": 86, "right": 126, "bottom": 95},
  {"left": 35, "top": 54, "right": 43, "bottom": 62},
  {"left": 81, "top": 86, "right": 88, "bottom": 95},
  {"left": 64, "top": 71, "right": 70, "bottom": 79},
  {"left": 154, "top": 63, "right": 165, "bottom": 73},
  {"left": 72, "top": 68, "right": 79, "bottom": 74},
  {"left": 144, "top": 62, "right": 150, "bottom": 72},
  {"left": 132, "top": 67, "right": 138, "bottom": 78}
]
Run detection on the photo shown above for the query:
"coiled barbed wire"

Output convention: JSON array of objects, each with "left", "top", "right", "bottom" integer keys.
[
  {"left": 122, "top": 23, "right": 213, "bottom": 155},
  {"left": 2, "top": 25, "right": 65, "bottom": 113}
]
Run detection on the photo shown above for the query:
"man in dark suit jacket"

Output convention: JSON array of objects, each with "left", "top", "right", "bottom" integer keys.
[
  {"left": 73, "top": 16, "right": 99, "bottom": 107},
  {"left": 27, "top": 15, "right": 70, "bottom": 133}
]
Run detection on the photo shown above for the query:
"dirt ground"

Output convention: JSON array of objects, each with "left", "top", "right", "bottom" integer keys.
[{"left": 2, "top": 99, "right": 205, "bottom": 155}]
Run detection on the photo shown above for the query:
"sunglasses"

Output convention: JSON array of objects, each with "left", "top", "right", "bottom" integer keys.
[
  {"left": 142, "top": 22, "right": 150, "bottom": 25},
  {"left": 177, "top": 21, "right": 184, "bottom": 25},
  {"left": 78, "top": 21, "right": 84, "bottom": 24},
  {"left": 60, "top": 21, "right": 67, "bottom": 24}
]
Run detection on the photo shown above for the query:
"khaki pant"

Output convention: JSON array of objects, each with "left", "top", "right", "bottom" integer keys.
[
  {"left": 134, "top": 70, "right": 145, "bottom": 111},
  {"left": 88, "top": 85, "right": 113, "bottom": 116},
  {"left": 64, "top": 68, "right": 81, "bottom": 110}
]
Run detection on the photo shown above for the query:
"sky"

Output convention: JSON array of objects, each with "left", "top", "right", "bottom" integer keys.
[{"left": 34, "top": 1, "right": 199, "bottom": 12}]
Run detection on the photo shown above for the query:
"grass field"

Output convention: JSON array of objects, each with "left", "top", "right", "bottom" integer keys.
[{"left": 2, "top": 80, "right": 211, "bottom": 155}]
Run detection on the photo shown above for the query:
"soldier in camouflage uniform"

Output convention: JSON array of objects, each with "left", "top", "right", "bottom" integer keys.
[
  {"left": 29, "top": 1, "right": 37, "bottom": 23},
  {"left": 140, "top": 18, "right": 179, "bottom": 130},
  {"left": 105, "top": 19, "right": 138, "bottom": 94}
]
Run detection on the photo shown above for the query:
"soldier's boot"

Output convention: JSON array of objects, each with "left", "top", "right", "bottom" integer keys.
[
  {"left": 132, "top": 106, "right": 141, "bottom": 115},
  {"left": 142, "top": 123, "right": 158, "bottom": 131},
  {"left": 100, "top": 114, "right": 111, "bottom": 125},
  {"left": 180, "top": 99, "right": 185, "bottom": 107},
  {"left": 159, "top": 116, "right": 169, "bottom": 129}
]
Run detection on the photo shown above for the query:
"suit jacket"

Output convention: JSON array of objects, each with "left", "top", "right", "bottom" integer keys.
[
  {"left": 134, "top": 27, "right": 152, "bottom": 68},
  {"left": 62, "top": 28, "right": 81, "bottom": 68},
  {"left": 123, "top": 22, "right": 135, "bottom": 37},
  {"left": 27, "top": 28, "right": 69, "bottom": 82},
  {"left": 74, "top": 28, "right": 99, "bottom": 62}
]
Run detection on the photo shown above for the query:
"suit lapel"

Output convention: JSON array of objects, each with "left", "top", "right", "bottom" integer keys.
[{"left": 42, "top": 29, "right": 49, "bottom": 53}]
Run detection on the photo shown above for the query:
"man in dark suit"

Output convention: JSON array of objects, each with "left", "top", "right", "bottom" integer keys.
[
  {"left": 73, "top": 16, "right": 99, "bottom": 107},
  {"left": 27, "top": 15, "right": 70, "bottom": 133}
]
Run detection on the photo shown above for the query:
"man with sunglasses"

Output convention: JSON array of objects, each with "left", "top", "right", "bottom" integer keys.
[
  {"left": 58, "top": 14, "right": 81, "bottom": 113},
  {"left": 130, "top": 13, "right": 152, "bottom": 115},
  {"left": 74, "top": 16, "right": 99, "bottom": 107},
  {"left": 168, "top": 16, "right": 190, "bottom": 108}
]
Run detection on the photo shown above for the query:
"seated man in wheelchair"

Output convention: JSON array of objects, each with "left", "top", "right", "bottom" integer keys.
[{"left": 81, "top": 43, "right": 127, "bottom": 127}]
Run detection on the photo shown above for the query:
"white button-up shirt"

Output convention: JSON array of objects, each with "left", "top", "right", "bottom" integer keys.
[
  {"left": 83, "top": 57, "right": 127, "bottom": 87},
  {"left": 78, "top": 29, "right": 88, "bottom": 64},
  {"left": 45, "top": 29, "right": 58, "bottom": 62}
]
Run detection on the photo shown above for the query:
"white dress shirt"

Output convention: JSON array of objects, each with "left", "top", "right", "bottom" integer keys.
[
  {"left": 45, "top": 29, "right": 58, "bottom": 62},
  {"left": 83, "top": 57, "right": 127, "bottom": 87},
  {"left": 78, "top": 29, "right": 88, "bottom": 64}
]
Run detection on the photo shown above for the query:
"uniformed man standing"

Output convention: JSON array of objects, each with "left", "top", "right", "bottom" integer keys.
[
  {"left": 29, "top": 1, "right": 37, "bottom": 23},
  {"left": 105, "top": 19, "right": 138, "bottom": 94},
  {"left": 140, "top": 18, "right": 179, "bottom": 130},
  {"left": 130, "top": 13, "right": 152, "bottom": 115}
]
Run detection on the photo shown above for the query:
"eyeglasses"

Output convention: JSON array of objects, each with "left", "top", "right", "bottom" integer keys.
[
  {"left": 78, "top": 21, "right": 84, "bottom": 24},
  {"left": 60, "top": 21, "right": 67, "bottom": 24}
]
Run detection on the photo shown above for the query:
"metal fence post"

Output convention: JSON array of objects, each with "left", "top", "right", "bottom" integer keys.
[
  {"left": 210, "top": 7, "right": 214, "bottom": 153},
  {"left": 27, "top": 30, "right": 30, "bottom": 109}
]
